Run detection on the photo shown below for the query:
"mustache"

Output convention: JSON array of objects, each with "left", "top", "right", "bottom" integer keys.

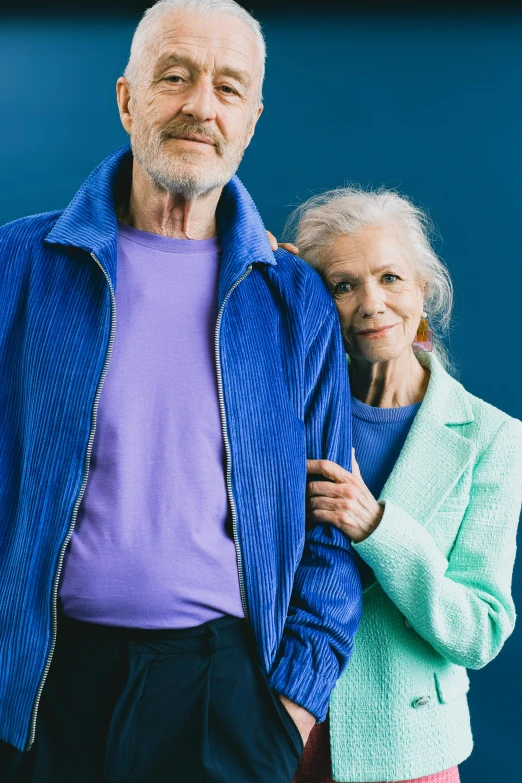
[{"left": 158, "top": 120, "right": 226, "bottom": 156}]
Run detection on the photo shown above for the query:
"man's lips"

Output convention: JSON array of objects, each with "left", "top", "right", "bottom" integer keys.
[
  {"left": 355, "top": 324, "right": 398, "bottom": 338},
  {"left": 168, "top": 133, "right": 215, "bottom": 146}
]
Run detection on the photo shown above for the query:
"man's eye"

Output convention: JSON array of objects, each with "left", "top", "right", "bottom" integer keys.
[
  {"left": 165, "top": 75, "right": 183, "bottom": 83},
  {"left": 219, "top": 85, "right": 237, "bottom": 95},
  {"left": 335, "top": 282, "right": 352, "bottom": 294},
  {"left": 383, "top": 274, "right": 398, "bottom": 283}
]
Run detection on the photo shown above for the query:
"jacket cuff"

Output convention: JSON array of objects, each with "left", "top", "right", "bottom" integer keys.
[
  {"left": 353, "top": 499, "right": 448, "bottom": 575},
  {"left": 267, "top": 642, "right": 335, "bottom": 722}
]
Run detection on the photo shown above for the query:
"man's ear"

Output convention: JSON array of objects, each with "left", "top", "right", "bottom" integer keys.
[
  {"left": 116, "top": 77, "right": 133, "bottom": 135},
  {"left": 245, "top": 103, "right": 264, "bottom": 149}
]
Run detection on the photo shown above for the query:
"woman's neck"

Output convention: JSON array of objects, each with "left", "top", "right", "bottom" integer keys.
[{"left": 349, "top": 349, "right": 429, "bottom": 408}]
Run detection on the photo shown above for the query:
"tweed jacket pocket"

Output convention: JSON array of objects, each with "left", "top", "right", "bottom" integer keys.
[{"left": 434, "top": 665, "right": 470, "bottom": 704}]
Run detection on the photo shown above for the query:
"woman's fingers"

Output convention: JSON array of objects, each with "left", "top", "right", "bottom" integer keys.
[
  {"left": 307, "top": 459, "right": 351, "bottom": 483},
  {"left": 278, "top": 242, "right": 300, "bottom": 255},
  {"left": 265, "top": 231, "right": 300, "bottom": 255},
  {"left": 306, "top": 508, "right": 347, "bottom": 531},
  {"left": 351, "top": 449, "right": 361, "bottom": 478},
  {"left": 307, "top": 479, "right": 354, "bottom": 498},
  {"left": 307, "top": 495, "right": 350, "bottom": 512},
  {"left": 266, "top": 230, "right": 278, "bottom": 251}
]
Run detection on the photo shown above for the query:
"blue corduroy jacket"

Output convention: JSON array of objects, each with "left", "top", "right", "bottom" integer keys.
[{"left": 0, "top": 146, "right": 362, "bottom": 751}]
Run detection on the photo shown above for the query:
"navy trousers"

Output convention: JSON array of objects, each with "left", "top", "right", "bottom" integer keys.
[{"left": 6, "top": 614, "right": 303, "bottom": 782}]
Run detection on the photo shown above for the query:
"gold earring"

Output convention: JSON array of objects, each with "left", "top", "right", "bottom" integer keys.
[{"left": 413, "top": 310, "right": 433, "bottom": 352}]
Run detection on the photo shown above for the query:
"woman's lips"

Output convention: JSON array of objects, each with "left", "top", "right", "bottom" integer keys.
[{"left": 356, "top": 324, "right": 397, "bottom": 339}]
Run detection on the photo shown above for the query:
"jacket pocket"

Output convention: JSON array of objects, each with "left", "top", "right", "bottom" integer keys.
[{"left": 434, "top": 665, "right": 470, "bottom": 704}]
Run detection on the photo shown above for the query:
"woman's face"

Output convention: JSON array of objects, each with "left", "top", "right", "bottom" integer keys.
[{"left": 320, "top": 226, "right": 425, "bottom": 363}]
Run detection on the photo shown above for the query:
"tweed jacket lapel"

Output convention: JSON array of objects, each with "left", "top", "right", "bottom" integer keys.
[{"left": 379, "top": 354, "right": 475, "bottom": 525}]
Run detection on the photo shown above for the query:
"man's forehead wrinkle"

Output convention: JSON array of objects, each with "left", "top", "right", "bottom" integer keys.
[
  {"left": 143, "top": 24, "right": 175, "bottom": 79},
  {"left": 153, "top": 42, "right": 254, "bottom": 88},
  {"left": 154, "top": 34, "right": 254, "bottom": 64}
]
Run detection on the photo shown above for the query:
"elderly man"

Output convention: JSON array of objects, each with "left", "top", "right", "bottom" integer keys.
[{"left": 0, "top": 1, "right": 361, "bottom": 781}]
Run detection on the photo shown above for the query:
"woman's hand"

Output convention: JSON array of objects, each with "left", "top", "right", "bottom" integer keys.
[
  {"left": 306, "top": 452, "right": 384, "bottom": 543},
  {"left": 266, "top": 230, "right": 299, "bottom": 255}
]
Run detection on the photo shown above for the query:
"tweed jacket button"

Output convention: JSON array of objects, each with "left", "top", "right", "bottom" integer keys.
[{"left": 412, "top": 695, "right": 432, "bottom": 708}]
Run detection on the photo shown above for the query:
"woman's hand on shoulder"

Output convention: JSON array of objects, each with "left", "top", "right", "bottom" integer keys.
[
  {"left": 266, "top": 230, "right": 299, "bottom": 255},
  {"left": 306, "top": 451, "right": 384, "bottom": 543}
]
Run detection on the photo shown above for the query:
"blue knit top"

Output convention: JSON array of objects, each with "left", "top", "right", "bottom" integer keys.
[
  {"left": 352, "top": 395, "right": 421, "bottom": 499},
  {"left": 351, "top": 395, "right": 421, "bottom": 588}
]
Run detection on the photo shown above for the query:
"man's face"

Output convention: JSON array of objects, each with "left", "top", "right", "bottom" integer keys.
[{"left": 118, "top": 11, "right": 263, "bottom": 198}]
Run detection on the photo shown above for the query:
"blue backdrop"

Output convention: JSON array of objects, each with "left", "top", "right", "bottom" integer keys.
[{"left": 1, "top": 11, "right": 521, "bottom": 781}]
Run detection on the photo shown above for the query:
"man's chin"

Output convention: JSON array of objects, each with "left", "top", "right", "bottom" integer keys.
[{"left": 154, "top": 170, "right": 227, "bottom": 198}]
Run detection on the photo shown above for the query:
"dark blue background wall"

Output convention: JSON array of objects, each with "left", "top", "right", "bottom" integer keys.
[{"left": 1, "top": 9, "right": 521, "bottom": 780}]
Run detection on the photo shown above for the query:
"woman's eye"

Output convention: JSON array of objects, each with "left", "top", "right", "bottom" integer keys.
[
  {"left": 165, "top": 75, "right": 183, "bottom": 83},
  {"left": 383, "top": 274, "right": 398, "bottom": 283},
  {"left": 335, "top": 282, "right": 352, "bottom": 294}
]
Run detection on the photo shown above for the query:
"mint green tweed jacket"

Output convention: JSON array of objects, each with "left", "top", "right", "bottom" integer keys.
[{"left": 329, "top": 354, "right": 522, "bottom": 782}]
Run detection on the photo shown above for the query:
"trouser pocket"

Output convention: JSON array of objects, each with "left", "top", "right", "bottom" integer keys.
[{"left": 258, "top": 664, "right": 305, "bottom": 757}]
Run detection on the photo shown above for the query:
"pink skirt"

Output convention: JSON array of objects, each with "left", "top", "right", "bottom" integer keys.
[{"left": 293, "top": 716, "right": 460, "bottom": 783}]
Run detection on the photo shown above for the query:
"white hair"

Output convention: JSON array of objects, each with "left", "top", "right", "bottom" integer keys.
[
  {"left": 124, "top": 0, "right": 266, "bottom": 102},
  {"left": 285, "top": 187, "right": 454, "bottom": 367}
]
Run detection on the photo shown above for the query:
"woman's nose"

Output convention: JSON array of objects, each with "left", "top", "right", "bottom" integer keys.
[{"left": 357, "top": 282, "right": 386, "bottom": 318}]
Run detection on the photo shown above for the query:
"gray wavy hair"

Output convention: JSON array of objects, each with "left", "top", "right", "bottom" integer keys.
[
  {"left": 284, "top": 186, "right": 454, "bottom": 367},
  {"left": 124, "top": 0, "right": 266, "bottom": 103}
]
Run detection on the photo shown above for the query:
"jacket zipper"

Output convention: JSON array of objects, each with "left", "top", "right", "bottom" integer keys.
[
  {"left": 27, "top": 257, "right": 250, "bottom": 746},
  {"left": 215, "top": 265, "right": 252, "bottom": 621},
  {"left": 26, "top": 253, "right": 116, "bottom": 750}
]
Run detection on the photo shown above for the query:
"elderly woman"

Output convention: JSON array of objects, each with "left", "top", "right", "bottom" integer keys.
[{"left": 270, "top": 188, "right": 522, "bottom": 783}]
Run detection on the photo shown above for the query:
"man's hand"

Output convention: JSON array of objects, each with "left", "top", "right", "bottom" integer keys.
[{"left": 277, "top": 694, "right": 316, "bottom": 746}]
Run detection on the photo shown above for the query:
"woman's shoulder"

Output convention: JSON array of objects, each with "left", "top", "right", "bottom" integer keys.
[
  {"left": 463, "top": 386, "right": 521, "bottom": 429},
  {"left": 446, "top": 375, "right": 522, "bottom": 465},
  {"left": 463, "top": 388, "right": 522, "bottom": 459},
  {"left": 423, "top": 354, "right": 522, "bottom": 458}
]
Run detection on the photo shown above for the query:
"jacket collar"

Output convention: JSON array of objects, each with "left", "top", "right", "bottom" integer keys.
[
  {"left": 380, "top": 353, "right": 476, "bottom": 523},
  {"left": 44, "top": 144, "right": 276, "bottom": 303}
]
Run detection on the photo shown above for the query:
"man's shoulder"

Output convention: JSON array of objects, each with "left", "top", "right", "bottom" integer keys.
[
  {"left": 272, "top": 247, "right": 337, "bottom": 325},
  {"left": 272, "top": 247, "right": 332, "bottom": 299},
  {"left": 272, "top": 246, "right": 321, "bottom": 280},
  {"left": 0, "top": 210, "right": 63, "bottom": 255}
]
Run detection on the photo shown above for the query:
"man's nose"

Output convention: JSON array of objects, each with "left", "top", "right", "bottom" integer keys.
[
  {"left": 357, "top": 282, "right": 386, "bottom": 318},
  {"left": 180, "top": 76, "right": 217, "bottom": 122}
]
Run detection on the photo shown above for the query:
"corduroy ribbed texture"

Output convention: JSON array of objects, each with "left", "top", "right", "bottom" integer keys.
[
  {"left": 0, "top": 146, "right": 362, "bottom": 751},
  {"left": 328, "top": 354, "right": 522, "bottom": 782}
]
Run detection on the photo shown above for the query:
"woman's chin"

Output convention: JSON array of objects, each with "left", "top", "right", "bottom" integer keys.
[{"left": 350, "top": 343, "right": 405, "bottom": 363}]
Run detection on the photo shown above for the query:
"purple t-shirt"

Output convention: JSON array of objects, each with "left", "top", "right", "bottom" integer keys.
[{"left": 58, "top": 223, "right": 244, "bottom": 628}]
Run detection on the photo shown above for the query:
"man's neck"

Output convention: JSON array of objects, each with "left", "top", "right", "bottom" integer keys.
[{"left": 120, "top": 160, "right": 222, "bottom": 240}]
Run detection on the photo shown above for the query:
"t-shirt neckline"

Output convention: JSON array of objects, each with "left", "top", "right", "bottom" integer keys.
[
  {"left": 351, "top": 394, "right": 421, "bottom": 424},
  {"left": 118, "top": 220, "right": 221, "bottom": 254}
]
